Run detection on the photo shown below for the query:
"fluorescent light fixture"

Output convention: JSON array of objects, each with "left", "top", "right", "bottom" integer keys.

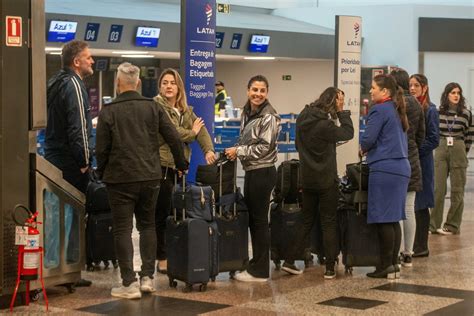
[
  {"left": 45, "top": 47, "right": 62, "bottom": 51},
  {"left": 243, "top": 56, "right": 275, "bottom": 60},
  {"left": 49, "top": 52, "right": 62, "bottom": 55},
  {"left": 113, "top": 51, "right": 148, "bottom": 54},
  {"left": 120, "top": 54, "right": 154, "bottom": 58}
]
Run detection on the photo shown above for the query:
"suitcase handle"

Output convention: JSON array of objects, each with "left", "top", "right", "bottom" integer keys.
[
  {"left": 358, "top": 156, "right": 367, "bottom": 215},
  {"left": 173, "top": 172, "right": 187, "bottom": 222}
]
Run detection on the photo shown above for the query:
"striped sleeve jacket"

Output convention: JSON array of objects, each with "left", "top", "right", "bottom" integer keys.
[{"left": 439, "top": 108, "right": 474, "bottom": 153}]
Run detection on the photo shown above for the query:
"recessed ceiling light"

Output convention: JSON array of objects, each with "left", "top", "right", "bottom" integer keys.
[
  {"left": 49, "top": 52, "right": 62, "bottom": 55},
  {"left": 121, "top": 54, "right": 154, "bottom": 58},
  {"left": 243, "top": 56, "right": 276, "bottom": 60},
  {"left": 45, "top": 47, "right": 62, "bottom": 51},
  {"left": 113, "top": 51, "right": 149, "bottom": 54}
]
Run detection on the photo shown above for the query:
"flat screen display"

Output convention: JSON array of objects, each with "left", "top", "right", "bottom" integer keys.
[
  {"left": 248, "top": 35, "right": 270, "bottom": 53},
  {"left": 135, "top": 27, "right": 160, "bottom": 47},
  {"left": 47, "top": 20, "right": 78, "bottom": 42}
]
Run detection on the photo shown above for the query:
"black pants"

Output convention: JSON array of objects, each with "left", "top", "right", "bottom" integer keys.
[
  {"left": 244, "top": 166, "right": 277, "bottom": 278},
  {"left": 414, "top": 208, "right": 430, "bottom": 253},
  {"left": 155, "top": 167, "right": 175, "bottom": 260},
  {"left": 290, "top": 184, "right": 339, "bottom": 269},
  {"left": 107, "top": 180, "right": 160, "bottom": 286},
  {"left": 376, "top": 222, "right": 401, "bottom": 269}
]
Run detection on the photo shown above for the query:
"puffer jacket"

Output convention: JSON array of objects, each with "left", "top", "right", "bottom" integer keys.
[
  {"left": 405, "top": 92, "right": 425, "bottom": 192},
  {"left": 154, "top": 95, "right": 214, "bottom": 169},
  {"left": 236, "top": 100, "right": 280, "bottom": 171}
]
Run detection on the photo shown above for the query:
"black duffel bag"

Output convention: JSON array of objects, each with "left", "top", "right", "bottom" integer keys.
[
  {"left": 196, "top": 157, "right": 234, "bottom": 200},
  {"left": 346, "top": 162, "right": 369, "bottom": 191}
]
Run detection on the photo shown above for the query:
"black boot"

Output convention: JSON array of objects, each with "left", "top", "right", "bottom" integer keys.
[
  {"left": 367, "top": 265, "right": 396, "bottom": 279},
  {"left": 413, "top": 209, "right": 430, "bottom": 256}
]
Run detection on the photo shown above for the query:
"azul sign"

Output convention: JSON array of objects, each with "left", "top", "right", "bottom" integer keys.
[
  {"left": 47, "top": 20, "right": 77, "bottom": 42},
  {"left": 249, "top": 35, "right": 270, "bottom": 53},
  {"left": 135, "top": 27, "right": 160, "bottom": 47}
]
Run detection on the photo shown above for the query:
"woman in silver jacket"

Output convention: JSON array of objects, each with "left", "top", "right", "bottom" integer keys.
[{"left": 225, "top": 75, "right": 280, "bottom": 282}]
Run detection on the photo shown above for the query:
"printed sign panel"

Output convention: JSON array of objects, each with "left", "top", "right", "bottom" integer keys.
[
  {"left": 230, "top": 33, "right": 242, "bottom": 49},
  {"left": 6, "top": 16, "right": 22, "bottom": 47},
  {"left": 108, "top": 24, "right": 123, "bottom": 43},
  {"left": 135, "top": 27, "right": 160, "bottom": 47},
  {"left": 47, "top": 20, "right": 77, "bottom": 42},
  {"left": 84, "top": 23, "right": 100, "bottom": 41},
  {"left": 248, "top": 35, "right": 270, "bottom": 53}
]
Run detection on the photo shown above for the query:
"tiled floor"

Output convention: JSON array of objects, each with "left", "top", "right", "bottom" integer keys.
[{"left": 3, "top": 161, "right": 474, "bottom": 315}]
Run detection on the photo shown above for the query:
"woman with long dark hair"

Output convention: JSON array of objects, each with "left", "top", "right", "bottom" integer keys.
[
  {"left": 409, "top": 74, "right": 439, "bottom": 256},
  {"left": 360, "top": 74, "right": 410, "bottom": 279},
  {"left": 430, "top": 82, "right": 473, "bottom": 235},
  {"left": 225, "top": 75, "right": 280, "bottom": 282},
  {"left": 280, "top": 87, "right": 353, "bottom": 278}
]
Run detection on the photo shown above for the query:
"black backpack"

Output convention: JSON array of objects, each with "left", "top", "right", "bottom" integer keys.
[{"left": 273, "top": 159, "right": 300, "bottom": 204}]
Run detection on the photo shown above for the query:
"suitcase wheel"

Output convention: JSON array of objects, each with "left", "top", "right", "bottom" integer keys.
[
  {"left": 112, "top": 260, "right": 119, "bottom": 269},
  {"left": 103, "top": 261, "right": 110, "bottom": 269},
  {"left": 30, "top": 289, "right": 41, "bottom": 302},
  {"left": 229, "top": 271, "right": 236, "bottom": 279},
  {"left": 211, "top": 277, "right": 216, "bottom": 282},
  {"left": 345, "top": 266, "right": 353, "bottom": 275},
  {"left": 86, "top": 264, "right": 95, "bottom": 272},
  {"left": 183, "top": 283, "right": 193, "bottom": 293},
  {"left": 168, "top": 278, "right": 178, "bottom": 288},
  {"left": 199, "top": 283, "right": 207, "bottom": 292},
  {"left": 317, "top": 255, "right": 326, "bottom": 266},
  {"left": 273, "top": 260, "right": 281, "bottom": 270}
]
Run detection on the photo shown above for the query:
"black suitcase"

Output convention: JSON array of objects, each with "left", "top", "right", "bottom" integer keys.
[
  {"left": 85, "top": 212, "right": 118, "bottom": 271},
  {"left": 270, "top": 202, "right": 313, "bottom": 269},
  {"left": 212, "top": 158, "right": 249, "bottom": 277},
  {"left": 166, "top": 176, "right": 219, "bottom": 293},
  {"left": 273, "top": 159, "right": 301, "bottom": 204}
]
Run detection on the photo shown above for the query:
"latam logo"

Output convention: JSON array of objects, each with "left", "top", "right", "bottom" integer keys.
[
  {"left": 354, "top": 22, "right": 360, "bottom": 38},
  {"left": 205, "top": 3, "right": 213, "bottom": 26}
]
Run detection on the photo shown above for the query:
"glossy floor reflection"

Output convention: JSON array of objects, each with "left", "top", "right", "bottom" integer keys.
[{"left": 4, "top": 161, "right": 474, "bottom": 315}]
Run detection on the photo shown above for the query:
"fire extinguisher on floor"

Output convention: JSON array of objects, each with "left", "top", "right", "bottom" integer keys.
[{"left": 10, "top": 204, "right": 48, "bottom": 312}]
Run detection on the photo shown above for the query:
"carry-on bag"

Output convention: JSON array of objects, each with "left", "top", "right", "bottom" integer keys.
[
  {"left": 208, "top": 157, "right": 249, "bottom": 277},
  {"left": 340, "top": 159, "right": 379, "bottom": 273},
  {"left": 270, "top": 202, "right": 313, "bottom": 269},
  {"left": 273, "top": 159, "right": 301, "bottom": 204},
  {"left": 85, "top": 174, "right": 117, "bottom": 271},
  {"left": 166, "top": 175, "right": 218, "bottom": 292}
]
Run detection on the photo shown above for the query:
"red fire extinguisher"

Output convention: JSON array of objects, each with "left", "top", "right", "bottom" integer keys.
[{"left": 10, "top": 205, "right": 48, "bottom": 312}]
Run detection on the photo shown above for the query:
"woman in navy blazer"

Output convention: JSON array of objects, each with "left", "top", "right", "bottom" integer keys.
[
  {"left": 360, "top": 74, "right": 410, "bottom": 279},
  {"left": 409, "top": 74, "right": 440, "bottom": 257}
]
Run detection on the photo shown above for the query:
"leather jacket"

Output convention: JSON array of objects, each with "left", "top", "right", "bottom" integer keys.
[{"left": 236, "top": 100, "right": 280, "bottom": 171}]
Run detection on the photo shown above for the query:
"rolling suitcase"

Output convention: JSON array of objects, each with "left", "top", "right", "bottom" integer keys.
[
  {"left": 166, "top": 175, "right": 218, "bottom": 292},
  {"left": 339, "top": 160, "right": 379, "bottom": 274},
  {"left": 85, "top": 176, "right": 118, "bottom": 271},
  {"left": 270, "top": 202, "right": 313, "bottom": 269},
  {"left": 212, "top": 158, "right": 249, "bottom": 277}
]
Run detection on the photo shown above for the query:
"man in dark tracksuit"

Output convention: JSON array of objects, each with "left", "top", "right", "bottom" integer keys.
[
  {"left": 45, "top": 40, "right": 94, "bottom": 287},
  {"left": 45, "top": 40, "right": 94, "bottom": 193},
  {"left": 95, "top": 62, "right": 187, "bottom": 299}
]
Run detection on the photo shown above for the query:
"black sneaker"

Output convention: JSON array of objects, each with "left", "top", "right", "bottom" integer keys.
[
  {"left": 324, "top": 269, "right": 336, "bottom": 279},
  {"left": 281, "top": 262, "right": 303, "bottom": 275},
  {"left": 401, "top": 253, "right": 413, "bottom": 267}
]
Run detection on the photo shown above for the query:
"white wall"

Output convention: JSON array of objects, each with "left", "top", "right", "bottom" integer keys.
[
  {"left": 273, "top": 5, "right": 474, "bottom": 74},
  {"left": 424, "top": 52, "right": 474, "bottom": 109},
  {"left": 216, "top": 60, "right": 334, "bottom": 114}
]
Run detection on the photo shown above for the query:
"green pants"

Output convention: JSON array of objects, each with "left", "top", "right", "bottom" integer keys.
[{"left": 430, "top": 138, "right": 468, "bottom": 233}]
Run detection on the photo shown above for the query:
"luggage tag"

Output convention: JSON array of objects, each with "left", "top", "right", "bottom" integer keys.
[{"left": 447, "top": 136, "right": 454, "bottom": 147}]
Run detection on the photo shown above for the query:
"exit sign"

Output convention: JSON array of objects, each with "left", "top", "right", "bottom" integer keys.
[
  {"left": 282, "top": 75, "right": 292, "bottom": 81},
  {"left": 217, "top": 3, "right": 230, "bottom": 13}
]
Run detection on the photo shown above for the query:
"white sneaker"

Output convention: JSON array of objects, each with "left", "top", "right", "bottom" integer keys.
[
  {"left": 437, "top": 228, "right": 454, "bottom": 235},
  {"left": 111, "top": 281, "right": 142, "bottom": 299},
  {"left": 140, "top": 276, "right": 156, "bottom": 293},
  {"left": 233, "top": 270, "right": 268, "bottom": 283}
]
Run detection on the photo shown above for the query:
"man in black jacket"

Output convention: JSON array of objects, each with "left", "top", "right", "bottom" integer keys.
[
  {"left": 45, "top": 40, "right": 94, "bottom": 287},
  {"left": 96, "top": 62, "right": 187, "bottom": 299},
  {"left": 282, "top": 87, "right": 353, "bottom": 279},
  {"left": 45, "top": 40, "right": 94, "bottom": 193}
]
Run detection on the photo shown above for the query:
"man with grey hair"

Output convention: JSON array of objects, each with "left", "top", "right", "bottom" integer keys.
[{"left": 96, "top": 62, "right": 188, "bottom": 299}]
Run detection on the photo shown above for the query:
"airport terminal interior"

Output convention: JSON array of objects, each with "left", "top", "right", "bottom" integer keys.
[{"left": 1, "top": 0, "right": 473, "bottom": 315}]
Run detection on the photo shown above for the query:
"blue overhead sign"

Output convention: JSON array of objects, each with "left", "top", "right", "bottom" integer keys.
[
  {"left": 249, "top": 35, "right": 270, "bottom": 53},
  {"left": 84, "top": 23, "right": 100, "bottom": 41},
  {"left": 215, "top": 32, "right": 225, "bottom": 48},
  {"left": 230, "top": 33, "right": 242, "bottom": 49},
  {"left": 47, "top": 20, "right": 77, "bottom": 42},
  {"left": 135, "top": 27, "right": 160, "bottom": 47},
  {"left": 108, "top": 24, "right": 123, "bottom": 43}
]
